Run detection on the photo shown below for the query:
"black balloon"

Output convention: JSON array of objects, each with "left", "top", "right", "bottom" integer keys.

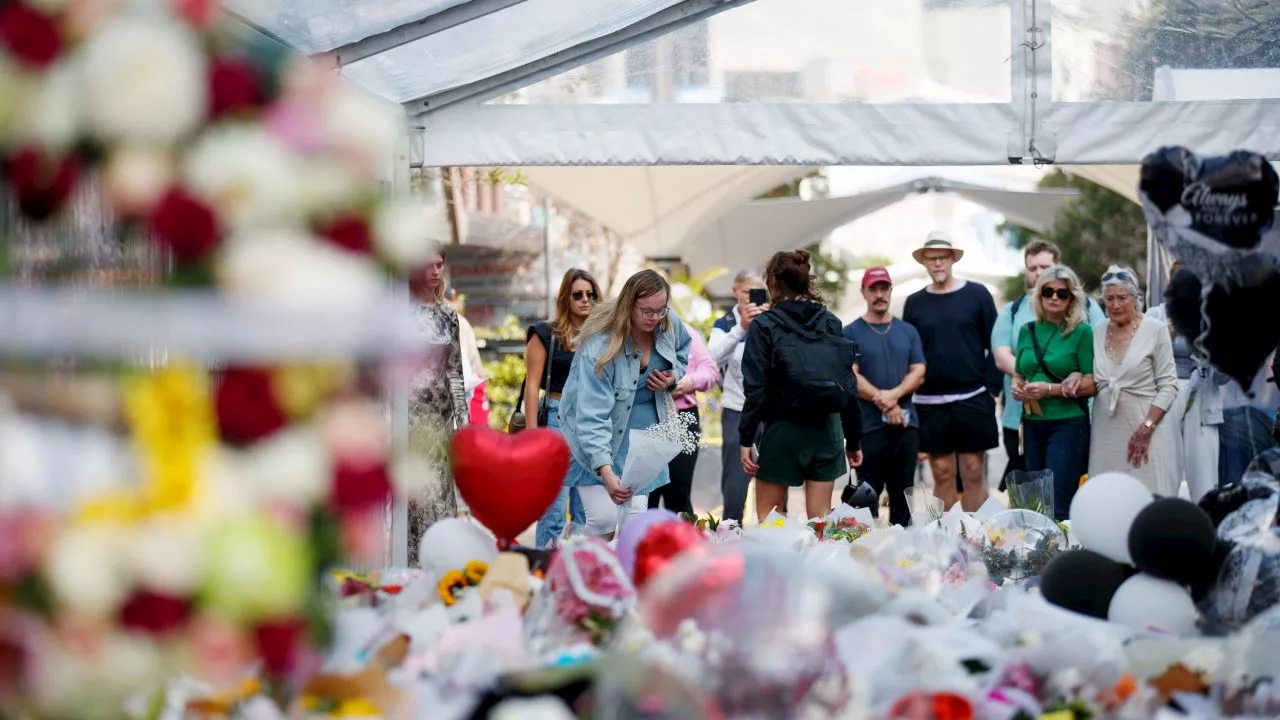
[
  {"left": 1164, "top": 268, "right": 1280, "bottom": 389},
  {"left": 1140, "top": 146, "right": 1278, "bottom": 250},
  {"left": 1190, "top": 538, "right": 1233, "bottom": 603},
  {"left": 1040, "top": 549, "right": 1133, "bottom": 619},
  {"left": 1128, "top": 498, "right": 1217, "bottom": 586}
]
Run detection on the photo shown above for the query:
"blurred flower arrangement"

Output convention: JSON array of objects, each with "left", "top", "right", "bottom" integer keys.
[
  {"left": 0, "top": 0, "right": 436, "bottom": 716},
  {"left": 809, "top": 516, "right": 872, "bottom": 543}
]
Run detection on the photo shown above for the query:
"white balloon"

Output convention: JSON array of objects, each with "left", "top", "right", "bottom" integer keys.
[
  {"left": 417, "top": 518, "right": 497, "bottom": 574},
  {"left": 1069, "top": 472, "right": 1153, "bottom": 564},
  {"left": 1108, "top": 574, "right": 1198, "bottom": 636}
]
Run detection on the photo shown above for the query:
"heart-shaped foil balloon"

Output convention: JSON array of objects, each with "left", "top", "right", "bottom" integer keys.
[
  {"left": 1140, "top": 147, "right": 1278, "bottom": 252},
  {"left": 450, "top": 426, "right": 569, "bottom": 547}
]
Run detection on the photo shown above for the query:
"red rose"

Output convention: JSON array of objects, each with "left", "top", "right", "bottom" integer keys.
[
  {"left": 0, "top": 3, "right": 61, "bottom": 69},
  {"left": 148, "top": 187, "right": 221, "bottom": 263},
  {"left": 119, "top": 590, "right": 193, "bottom": 636},
  {"left": 331, "top": 457, "right": 392, "bottom": 514},
  {"left": 174, "top": 0, "right": 219, "bottom": 30},
  {"left": 253, "top": 618, "right": 303, "bottom": 678},
  {"left": 4, "top": 146, "right": 79, "bottom": 221},
  {"left": 213, "top": 367, "right": 287, "bottom": 446},
  {"left": 316, "top": 214, "right": 373, "bottom": 255},
  {"left": 208, "top": 58, "right": 264, "bottom": 119}
]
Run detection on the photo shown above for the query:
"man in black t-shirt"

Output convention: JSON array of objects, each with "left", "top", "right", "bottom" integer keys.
[{"left": 902, "top": 232, "right": 999, "bottom": 512}]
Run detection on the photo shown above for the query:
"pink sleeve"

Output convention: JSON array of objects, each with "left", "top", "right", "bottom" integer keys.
[{"left": 685, "top": 324, "right": 720, "bottom": 392}]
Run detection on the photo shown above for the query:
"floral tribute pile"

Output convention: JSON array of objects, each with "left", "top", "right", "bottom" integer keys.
[{"left": 0, "top": 0, "right": 447, "bottom": 717}]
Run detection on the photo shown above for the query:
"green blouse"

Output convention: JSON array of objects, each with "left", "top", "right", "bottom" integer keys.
[{"left": 1014, "top": 321, "right": 1094, "bottom": 421}]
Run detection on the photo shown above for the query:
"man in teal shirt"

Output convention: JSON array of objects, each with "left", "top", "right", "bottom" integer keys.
[{"left": 992, "top": 241, "right": 1106, "bottom": 489}]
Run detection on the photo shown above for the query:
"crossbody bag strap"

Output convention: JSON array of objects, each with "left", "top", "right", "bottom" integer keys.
[
  {"left": 539, "top": 330, "right": 555, "bottom": 414},
  {"left": 1026, "top": 322, "right": 1089, "bottom": 413}
]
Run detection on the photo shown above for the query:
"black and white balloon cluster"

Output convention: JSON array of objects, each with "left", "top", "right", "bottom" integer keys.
[{"left": 1040, "top": 472, "right": 1217, "bottom": 636}]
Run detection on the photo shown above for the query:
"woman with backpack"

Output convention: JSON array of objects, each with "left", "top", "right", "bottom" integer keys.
[
  {"left": 558, "top": 269, "right": 692, "bottom": 539},
  {"left": 1011, "top": 265, "right": 1096, "bottom": 520},
  {"left": 739, "top": 250, "right": 863, "bottom": 522}
]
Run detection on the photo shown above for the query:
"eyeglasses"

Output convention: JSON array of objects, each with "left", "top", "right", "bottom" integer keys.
[
  {"left": 922, "top": 254, "right": 953, "bottom": 264},
  {"left": 636, "top": 306, "right": 669, "bottom": 319},
  {"left": 571, "top": 290, "right": 597, "bottom": 301},
  {"left": 1040, "top": 287, "right": 1072, "bottom": 301},
  {"left": 1102, "top": 270, "right": 1132, "bottom": 283}
]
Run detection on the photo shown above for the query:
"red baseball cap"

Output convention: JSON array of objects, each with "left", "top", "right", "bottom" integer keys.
[{"left": 861, "top": 267, "right": 892, "bottom": 288}]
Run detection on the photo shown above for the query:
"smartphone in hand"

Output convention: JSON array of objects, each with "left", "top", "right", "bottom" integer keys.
[{"left": 748, "top": 288, "right": 768, "bottom": 306}]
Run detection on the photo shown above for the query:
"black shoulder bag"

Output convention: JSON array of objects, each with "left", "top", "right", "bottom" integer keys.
[{"left": 1024, "top": 322, "right": 1089, "bottom": 415}]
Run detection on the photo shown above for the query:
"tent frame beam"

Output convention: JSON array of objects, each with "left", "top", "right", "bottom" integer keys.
[
  {"left": 322, "top": 0, "right": 531, "bottom": 67},
  {"left": 409, "top": 0, "right": 754, "bottom": 113}
]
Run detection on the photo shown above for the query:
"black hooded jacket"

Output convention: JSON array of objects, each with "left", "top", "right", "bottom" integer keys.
[{"left": 738, "top": 299, "right": 862, "bottom": 450}]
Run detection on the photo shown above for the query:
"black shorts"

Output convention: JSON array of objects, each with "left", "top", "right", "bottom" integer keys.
[{"left": 917, "top": 392, "right": 999, "bottom": 455}]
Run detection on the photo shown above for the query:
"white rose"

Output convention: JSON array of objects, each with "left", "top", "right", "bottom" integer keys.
[
  {"left": 129, "top": 521, "right": 202, "bottom": 594},
  {"left": 44, "top": 525, "right": 131, "bottom": 616},
  {"left": 16, "top": 60, "right": 80, "bottom": 149},
  {"left": 95, "top": 632, "right": 164, "bottom": 696},
  {"left": 216, "top": 230, "right": 384, "bottom": 307},
  {"left": 372, "top": 200, "right": 450, "bottom": 270},
  {"left": 241, "top": 427, "right": 331, "bottom": 506},
  {"left": 295, "top": 158, "right": 362, "bottom": 216},
  {"left": 80, "top": 17, "right": 206, "bottom": 144},
  {"left": 318, "top": 399, "right": 388, "bottom": 463},
  {"left": 185, "top": 124, "right": 303, "bottom": 232},
  {"left": 323, "top": 83, "right": 405, "bottom": 179},
  {"left": 102, "top": 145, "right": 174, "bottom": 216},
  {"left": 198, "top": 448, "right": 257, "bottom": 520}
]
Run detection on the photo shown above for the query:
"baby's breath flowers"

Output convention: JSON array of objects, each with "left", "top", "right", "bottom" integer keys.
[{"left": 644, "top": 410, "right": 701, "bottom": 455}]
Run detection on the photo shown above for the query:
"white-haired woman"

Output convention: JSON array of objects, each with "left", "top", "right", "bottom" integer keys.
[
  {"left": 1076, "top": 266, "right": 1179, "bottom": 495},
  {"left": 1011, "top": 265, "right": 1096, "bottom": 520}
]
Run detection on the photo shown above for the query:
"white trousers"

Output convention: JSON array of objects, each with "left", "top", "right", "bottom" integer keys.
[{"left": 575, "top": 485, "right": 649, "bottom": 537}]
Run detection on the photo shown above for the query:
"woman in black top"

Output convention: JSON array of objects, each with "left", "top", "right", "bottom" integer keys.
[
  {"left": 740, "top": 250, "right": 863, "bottom": 522},
  {"left": 528, "top": 268, "right": 601, "bottom": 548}
]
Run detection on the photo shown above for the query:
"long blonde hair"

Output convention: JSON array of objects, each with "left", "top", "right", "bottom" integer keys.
[
  {"left": 1032, "top": 265, "right": 1088, "bottom": 335},
  {"left": 551, "top": 268, "right": 601, "bottom": 351},
  {"left": 578, "top": 269, "right": 671, "bottom": 376}
]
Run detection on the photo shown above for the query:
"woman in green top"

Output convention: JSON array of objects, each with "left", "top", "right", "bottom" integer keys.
[{"left": 1011, "top": 265, "right": 1096, "bottom": 520}]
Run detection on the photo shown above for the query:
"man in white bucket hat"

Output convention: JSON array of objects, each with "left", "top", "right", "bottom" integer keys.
[{"left": 902, "top": 231, "right": 999, "bottom": 512}]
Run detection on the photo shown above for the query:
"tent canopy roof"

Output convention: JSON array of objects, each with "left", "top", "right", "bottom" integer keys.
[{"left": 230, "top": 0, "right": 1280, "bottom": 168}]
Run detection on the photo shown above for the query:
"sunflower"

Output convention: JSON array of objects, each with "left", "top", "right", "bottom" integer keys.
[
  {"left": 437, "top": 570, "right": 467, "bottom": 606},
  {"left": 463, "top": 560, "right": 489, "bottom": 586}
]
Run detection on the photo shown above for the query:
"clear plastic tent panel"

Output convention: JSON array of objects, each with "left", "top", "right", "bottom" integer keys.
[
  {"left": 222, "top": 0, "right": 470, "bottom": 54},
  {"left": 494, "top": 0, "right": 1012, "bottom": 105},
  {"left": 1053, "top": 0, "right": 1280, "bottom": 102},
  {"left": 340, "top": 0, "right": 687, "bottom": 102}
]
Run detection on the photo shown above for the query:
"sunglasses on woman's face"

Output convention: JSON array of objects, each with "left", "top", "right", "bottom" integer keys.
[
  {"left": 571, "top": 290, "right": 597, "bottom": 301},
  {"left": 1040, "top": 287, "right": 1072, "bottom": 300}
]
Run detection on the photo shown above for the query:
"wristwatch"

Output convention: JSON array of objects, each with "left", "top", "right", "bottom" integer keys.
[{"left": 1142, "top": 419, "right": 1156, "bottom": 430}]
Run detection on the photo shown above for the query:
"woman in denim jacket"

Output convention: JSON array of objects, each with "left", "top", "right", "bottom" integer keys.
[{"left": 558, "top": 269, "right": 691, "bottom": 539}]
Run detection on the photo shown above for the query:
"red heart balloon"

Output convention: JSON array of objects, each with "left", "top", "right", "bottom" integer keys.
[{"left": 450, "top": 426, "right": 569, "bottom": 545}]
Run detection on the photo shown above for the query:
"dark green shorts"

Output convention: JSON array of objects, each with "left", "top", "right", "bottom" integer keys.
[{"left": 755, "top": 415, "right": 848, "bottom": 488}]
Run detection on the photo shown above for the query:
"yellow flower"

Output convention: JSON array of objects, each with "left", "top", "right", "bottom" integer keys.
[
  {"left": 1078, "top": 474, "right": 1088, "bottom": 488},
  {"left": 464, "top": 560, "right": 488, "bottom": 586},
  {"left": 987, "top": 529, "right": 1006, "bottom": 546},
  {"left": 769, "top": 518, "right": 785, "bottom": 528},
  {"left": 437, "top": 570, "right": 467, "bottom": 606},
  {"left": 896, "top": 557, "right": 917, "bottom": 570},
  {"left": 273, "top": 364, "right": 354, "bottom": 420}
]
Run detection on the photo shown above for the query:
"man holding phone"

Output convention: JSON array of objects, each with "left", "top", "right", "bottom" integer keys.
[{"left": 709, "top": 269, "right": 774, "bottom": 523}]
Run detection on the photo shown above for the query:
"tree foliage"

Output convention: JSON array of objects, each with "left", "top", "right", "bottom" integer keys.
[
  {"left": 1002, "top": 170, "right": 1147, "bottom": 292},
  {"left": 1106, "top": 0, "right": 1280, "bottom": 100}
]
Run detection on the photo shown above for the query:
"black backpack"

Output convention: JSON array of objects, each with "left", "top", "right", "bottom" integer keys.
[{"left": 769, "top": 309, "right": 859, "bottom": 416}]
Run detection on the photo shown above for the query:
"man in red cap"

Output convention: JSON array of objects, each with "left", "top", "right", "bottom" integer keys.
[{"left": 842, "top": 267, "right": 926, "bottom": 526}]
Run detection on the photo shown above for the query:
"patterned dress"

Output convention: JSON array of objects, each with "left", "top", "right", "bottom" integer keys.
[{"left": 407, "top": 301, "right": 470, "bottom": 563}]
